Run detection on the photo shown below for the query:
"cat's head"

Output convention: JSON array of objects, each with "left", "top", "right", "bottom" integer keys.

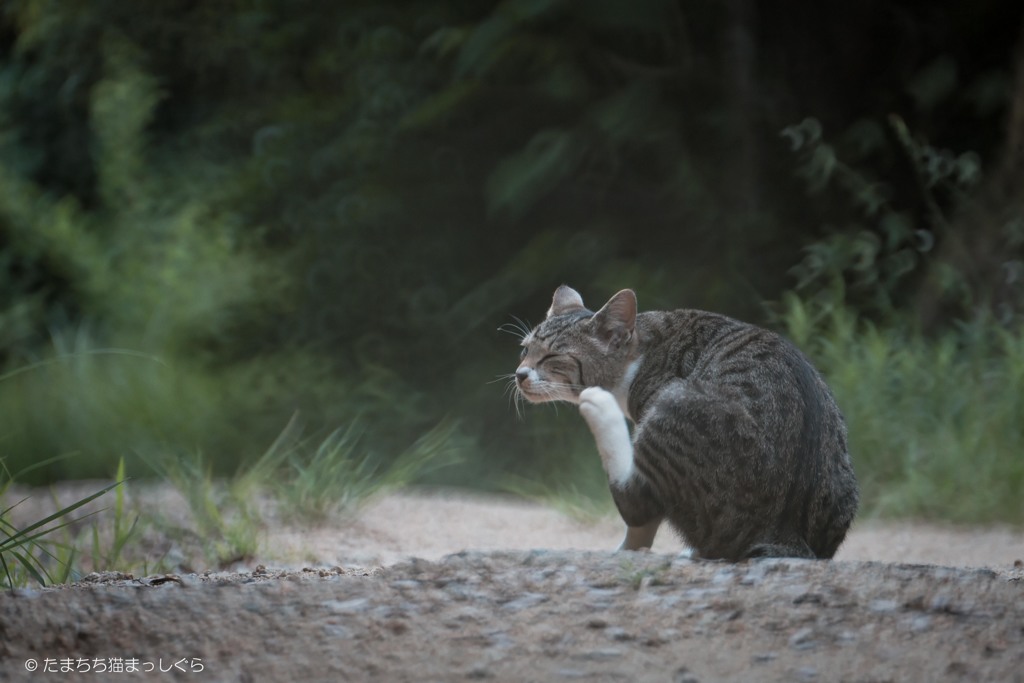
[{"left": 514, "top": 285, "right": 639, "bottom": 404}]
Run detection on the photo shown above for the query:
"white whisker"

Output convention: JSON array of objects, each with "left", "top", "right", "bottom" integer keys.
[{"left": 498, "top": 316, "right": 533, "bottom": 341}]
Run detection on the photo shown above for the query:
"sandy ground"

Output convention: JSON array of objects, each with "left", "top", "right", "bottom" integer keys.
[
  {"left": 1, "top": 487, "right": 1022, "bottom": 682},
  {"left": 269, "top": 490, "right": 1024, "bottom": 572}
]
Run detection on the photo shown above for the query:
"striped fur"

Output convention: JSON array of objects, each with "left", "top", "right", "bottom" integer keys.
[{"left": 515, "top": 286, "right": 859, "bottom": 561}]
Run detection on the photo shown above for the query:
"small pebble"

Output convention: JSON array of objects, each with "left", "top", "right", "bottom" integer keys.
[
  {"left": 466, "top": 664, "right": 491, "bottom": 679},
  {"left": 796, "top": 666, "right": 818, "bottom": 681},
  {"left": 793, "top": 592, "right": 824, "bottom": 605},
  {"left": 572, "top": 648, "right": 623, "bottom": 661},
  {"left": 554, "top": 669, "right": 589, "bottom": 679},
  {"left": 673, "top": 666, "right": 700, "bottom": 683},
  {"left": 323, "top": 597, "right": 369, "bottom": 614},
  {"left": 740, "top": 566, "right": 766, "bottom": 586},
  {"left": 321, "top": 623, "right": 352, "bottom": 639},
  {"left": 711, "top": 569, "right": 735, "bottom": 585},
  {"left": 500, "top": 592, "right": 548, "bottom": 612},
  {"left": 869, "top": 599, "right": 901, "bottom": 613},
  {"left": 606, "top": 626, "right": 634, "bottom": 642},
  {"left": 788, "top": 627, "right": 817, "bottom": 651},
  {"left": 928, "top": 593, "right": 957, "bottom": 613},
  {"left": 910, "top": 616, "right": 932, "bottom": 632}
]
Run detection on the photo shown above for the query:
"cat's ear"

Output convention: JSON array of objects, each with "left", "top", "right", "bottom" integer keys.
[
  {"left": 547, "top": 285, "right": 586, "bottom": 318},
  {"left": 592, "top": 289, "right": 637, "bottom": 346}
]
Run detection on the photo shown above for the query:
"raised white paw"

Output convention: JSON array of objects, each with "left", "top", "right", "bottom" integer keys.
[
  {"left": 579, "top": 386, "right": 620, "bottom": 422},
  {"left": 579, "top": 387, "right": 633, "bottom": 486}
]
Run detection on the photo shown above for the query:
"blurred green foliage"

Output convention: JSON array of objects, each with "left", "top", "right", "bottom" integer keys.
[
  {"left": 1, "top": 1, "right": 1023, "bottom": 522},
  {"left": 783, "top": 297, "right": 1024, "bottom": 524}
]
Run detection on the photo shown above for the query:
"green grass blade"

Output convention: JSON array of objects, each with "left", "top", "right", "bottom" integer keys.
[
  {"left": 0, "top": 480, "right": 123, "bottom": 549},
  {"left": 1, "top": 552, "right": 13, "bottom": 590},
  {"left": 1, "top": 496, "right": 33, "bottom": 519},
  {"left": 8, "top": 548, "right": 50, "bottom": 586},
  {"left": 1, "top": 452, "right": 81, "bottom": 485}
]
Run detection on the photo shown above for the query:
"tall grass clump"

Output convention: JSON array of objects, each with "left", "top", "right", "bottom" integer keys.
[
  {"left": 243, "top": 414, "right": 465, "bottom": 523},
  {"left": 0, "top": 458, "right": 126, "bottom": 588},
  {"left": 137, "top": 447, "right": 262, "bottom": 567},
  {"left": 130, "top": 413, "right": 464, "bottom": 567},
  {"left": 783, "top": 295, "right": 1024, "bottom": 524}
]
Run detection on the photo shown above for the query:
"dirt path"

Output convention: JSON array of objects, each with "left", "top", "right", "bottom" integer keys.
[
  {"left": 1, "top": 489, "right": 1022, "bottom": 682},
  {"left": 270, "top": 490, "right": 1024, "bottom": 571}
]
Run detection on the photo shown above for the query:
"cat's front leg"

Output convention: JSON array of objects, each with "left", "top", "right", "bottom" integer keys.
[
  {"left": 579, "top": 387, "right": 634, "bottom": 486},
  {"left": 618, "top": 517, "right": 662, "bottom": 551},
  {"left": 580, "top": 387, "right": 664, "bottom": 551}
]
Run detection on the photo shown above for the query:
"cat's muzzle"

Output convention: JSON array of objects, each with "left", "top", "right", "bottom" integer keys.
[{"left": 515, "top": 367, "right": 542, "bottom": 402}]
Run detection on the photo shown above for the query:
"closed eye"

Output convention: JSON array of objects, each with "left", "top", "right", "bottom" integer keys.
[
  {"left": 520, "top": 347, "right": 528, "bottom": 359},
  {"left": 537, "top": 354, "right": 580, "bottom": 381}
]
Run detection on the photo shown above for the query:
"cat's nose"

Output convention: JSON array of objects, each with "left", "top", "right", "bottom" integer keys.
[{"left": 515, "top": 367, "right": 531, "bottom": 384}]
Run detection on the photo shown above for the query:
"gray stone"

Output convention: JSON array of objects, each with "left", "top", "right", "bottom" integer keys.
[
  {"left": 323, "top": 597, "right": 370, "bottom": 614},
  {"left": 788, "top": 627, "right": 817, "bottom": 651},
  {"left": 868, "top": 599, "right": 901, "bottom": 613}
]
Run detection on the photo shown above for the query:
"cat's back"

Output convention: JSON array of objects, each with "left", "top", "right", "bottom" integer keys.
[
  {"left": 630, "top": 308, "right": 824, "bottom": 416},
  {"left": 630, "top": 306, "right": 856, "bottom": 559}
]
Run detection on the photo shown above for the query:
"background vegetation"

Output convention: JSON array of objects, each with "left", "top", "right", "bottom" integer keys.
[{"left": 1, "top": 0, "right": 1022, "bottom": 540}]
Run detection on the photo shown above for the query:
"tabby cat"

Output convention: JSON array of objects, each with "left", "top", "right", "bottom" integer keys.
[{"left": 513, "top": 285, "right": 858, "bottom": 560}]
